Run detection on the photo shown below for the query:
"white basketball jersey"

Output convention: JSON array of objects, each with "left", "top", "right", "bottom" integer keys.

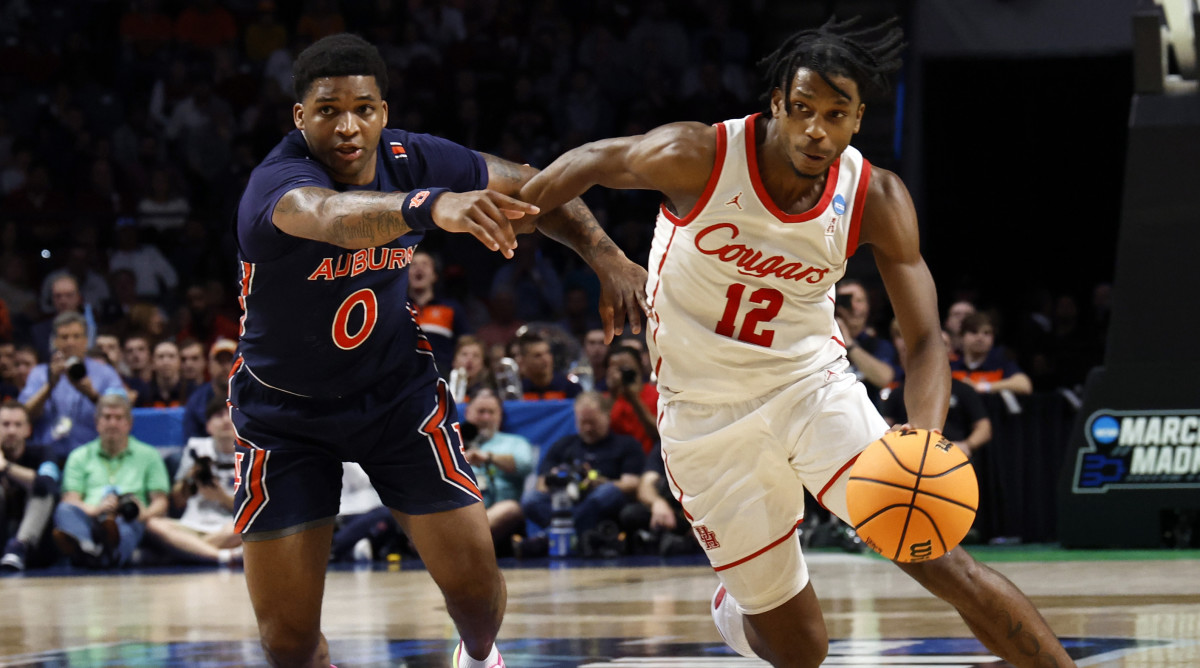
[{"left": 646, "top": 114, "right": 872, "bottom": 403}]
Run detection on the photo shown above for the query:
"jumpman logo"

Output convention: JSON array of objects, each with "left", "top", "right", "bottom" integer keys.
[{"left": 725, "top": 192, "right": 743, "bottom": 210}]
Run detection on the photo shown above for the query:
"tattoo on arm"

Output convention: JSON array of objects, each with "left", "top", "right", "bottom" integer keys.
[
  {"left": 1001, "top": 609, "right": 1060, "bottom": 667},
  {"left": 537, "top": 197, "right": 619, "bottom": 264},
  {"left": 326, "top": 209, "right": 408, "bottom": 246}
]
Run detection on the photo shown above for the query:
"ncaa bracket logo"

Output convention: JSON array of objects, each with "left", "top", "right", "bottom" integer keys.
[
  {"left": 832, "top": 193, "right": 847, "bottom": 215},
  {"left": 1073, "top": 408, "right": 1200, "bottom": 493}
]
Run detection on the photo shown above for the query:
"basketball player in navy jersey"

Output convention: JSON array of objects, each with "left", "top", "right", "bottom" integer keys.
[
  {"left": 231, "top": 34, "right": 645, "bottom": 668},
  {"left": 521, "top": 18, "right": 1075, "bottom": 668}
]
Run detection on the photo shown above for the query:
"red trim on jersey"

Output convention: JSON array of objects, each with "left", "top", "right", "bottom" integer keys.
[
  {"left": 745, "top": 113, "right": 841, "bottom": 223},
  {"left": 712, "top": 519, "right": 804, "bottom": 572},
  {"left": 658, "top": 122, "right": 727, "bottom": 227},
  {"left": 421, "top": 382, "right": 482, "bottom": 499},
  {"left": 649, "top": 224, "right": 678, "bottom": 380},
  {"left": 233, "top": 449, "right": 268, "bottom": 533},
  {"left": 845, "top": 159, "right": 872, "bottom": 259},
  {"left": 832, "top": 335, "right": 847, "bottom": 349},
  {"left": 816, "top": 453, "right": 861, "bottom": 509},
  {"left": 662, "top": 453, "right": 694, "bottom": 522}
]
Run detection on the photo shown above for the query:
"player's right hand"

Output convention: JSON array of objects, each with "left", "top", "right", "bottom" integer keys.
[{"left": 432, "top": 190, "right": 540, "bottom": 259}]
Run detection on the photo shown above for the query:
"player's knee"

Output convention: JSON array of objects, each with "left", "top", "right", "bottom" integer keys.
[
  {"left": 755, "top": 628, "right": 827, "bottom": 668},
  {"left": 259, "top": 623, "right": 321, "bottom": 667},
  {"left": 901, "top": 547, "right": 982, "bottom": 599}
]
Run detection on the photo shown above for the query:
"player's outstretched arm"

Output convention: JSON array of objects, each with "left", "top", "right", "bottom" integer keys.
[
  {"left": 271, "top": 186, "right": 537, "bottom": 255},
  {"left": 859, "top": 168, "right": 950, "bottom": 431},
  {"left": 483, "top": 154, "right": 649, "bottom": 342}
]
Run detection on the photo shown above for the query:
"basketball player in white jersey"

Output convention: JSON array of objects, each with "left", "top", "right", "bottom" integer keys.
[{"left": 520, "top": 17, "right": 1075, "bottom": 668}]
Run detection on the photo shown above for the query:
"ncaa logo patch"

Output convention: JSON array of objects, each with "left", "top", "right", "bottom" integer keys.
[
  {"left": 832, "top": 193, "right": 847, "bottom": 215},
  {"left": 1091, "top": 415, "right": 1120, "bottom": 444}
]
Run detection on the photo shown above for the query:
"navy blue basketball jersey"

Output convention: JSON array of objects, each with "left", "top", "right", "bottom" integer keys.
[{"left": 235, "top": 128, "right": 487, "bottom": 398}]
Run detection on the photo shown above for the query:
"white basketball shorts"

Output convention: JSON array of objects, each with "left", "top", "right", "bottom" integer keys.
[{"left": 658, "top": 358, "right": 888, "bottom": 614}]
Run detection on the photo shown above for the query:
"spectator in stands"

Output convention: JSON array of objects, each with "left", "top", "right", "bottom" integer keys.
[
  {"left": 835, "top": 278, "right": 899, "bottom": 407},
  {"left": 178, "top": 338, "right": 206, "bottom": 390},
  {"left": 182, "top": 338, "right": 236, "bottom": 441},
  {"left": 490, "top": 237, "right": 564, "bottom": 322},
  {"left": 0, "top": 400, "right": 61, "bottom": 571},
  {"left": 52, "top": 392, "right": 169, "bottom": 569},
  {"left": 619, "top": 442, "right": 698, "bottom": 557},
  {"left": 20, "top": 313, "right": 124, "bottom": 463},
  {"left": 143, "top": 340, "right": 191, "bottom": 408},
  {"left": 516, "top": 332, "right": 581, "bottom": 401},
  {"left": 38, "top": 247, "right": 109, "bottom": 317},
  {"left": 135, "top": 166, "right": 191, "bottom": 237},
  {"left": 121, "top": 333, "right": 154, "bottom": 403},
  {"left": 30, "top": 273, "right": 94, "bottom": 363},
  {"left": 11, "top": 346, "right": 36, "bottom": 393},
  {"left": 0, "top": 343, "right": 18, "bottom": 400},
  {"left": 175, "top": 282, "right": 239, "bottom": 349},
  {"left": 474, "top": 288, "right": 525, "bottom": 360},
  {"left": 409, "top": 250, "right": 468, "bottom": 377},
  {"left": 521, "top": 392, "right": 642, "bottom": 539},
  {"left": 108, "top": 217, "right": 178, "bottom": 305},
  {"left": 461, "top": 389, "right": 535, "bottom": 550},
  {"left": 943, "top": 299, "right": 976, "bottom": 359},
  {"left": 0, "top": 255, "right": 38, "bottom": 326},
  {"left": 449, "top": 335, "right": 494, "bottom": 402},
  {"left": 580, "top": 329, "right": 609, "bottom": 392},
  {"left": 244, "top": 1, "right": 288, "bottom": 65},
  {"left": 953, "top": 312, "right": 1033, "bottom": 395},
  {"left": 884, "top": 324, "right": 992, "bottom": 458},
  {"left": 174, "top": 0, "right": 237, "bottom": 51},
  {"left": 144, "top": 397, "right": 241, "bottom": 566},
  {"left": 328, "top": 462, "right": 400, "bottom": 563},
  {"left": 97, "top": 268, "right": 139, "bottom": 330},
  {"left": 603, "top": 345, "right": 658, "bottom": 454},
  {"left": 93, "top": 332, "right": 128, "bottom": 378},
  {"left": 126, "top": 303, "right": 168, "bottom": 342}
]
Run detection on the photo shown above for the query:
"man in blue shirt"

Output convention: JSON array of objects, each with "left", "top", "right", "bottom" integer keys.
[
  {"left": 229, "top": 34, "right": 646, "bottom": 668},
  {"left": 19, "top": 312, "right": 124, "bottom": 464},
  {"left": 461, "top": 389, "right": 534, "bottom": 549}
]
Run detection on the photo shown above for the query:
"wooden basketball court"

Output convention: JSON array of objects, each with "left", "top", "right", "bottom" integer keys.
[{"left": 1, "top": 548, "right": 1197, "bottom": 666}]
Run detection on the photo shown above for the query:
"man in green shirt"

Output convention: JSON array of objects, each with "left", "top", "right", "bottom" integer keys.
[{"left": 52, "top": 392, "right": 169, "bottom": 568}]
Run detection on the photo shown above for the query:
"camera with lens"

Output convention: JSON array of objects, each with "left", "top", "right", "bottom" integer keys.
[
  {"left": 620, "top": 368, "right": 639, "bottom": 386},
  {"left": 193, "top": 455, "right": 215, "bottom": 487},
  {"left": 116, "top": 493, "right": 141, "bottom": 521},
  {"left": 64, "top": 356, "right": 87, "bottom": 382}
]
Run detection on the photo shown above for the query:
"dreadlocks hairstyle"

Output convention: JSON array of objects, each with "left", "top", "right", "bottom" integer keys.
[
  {"left": 292, "top": 33, "right": 389, "bottom": 102},
  {"left": 758, "top": 16, "right": 906, "bottom": 111}
]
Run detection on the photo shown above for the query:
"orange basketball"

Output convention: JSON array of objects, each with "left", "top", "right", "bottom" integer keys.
[{"left": 846, "top": 428, "right": 979, "bottom": 563}]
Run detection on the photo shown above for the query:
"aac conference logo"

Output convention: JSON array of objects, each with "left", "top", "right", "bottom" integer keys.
[{"left": 1074, "top": 409, "right": 1200, "bottom": 493}]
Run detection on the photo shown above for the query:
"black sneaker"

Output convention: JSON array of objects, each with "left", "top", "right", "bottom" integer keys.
[{"left": 0, "top": 538, "right": 26, "bottom": 571}]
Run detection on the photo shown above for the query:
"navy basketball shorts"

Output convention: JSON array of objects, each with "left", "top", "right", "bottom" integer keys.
[{"left": 227, "top": 358, "right": 482, "bottom": 540}]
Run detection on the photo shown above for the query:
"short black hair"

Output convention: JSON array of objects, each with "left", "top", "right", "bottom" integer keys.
[
  {"left": 759, "top": 16, "right": 905, "bottom": 109},
  {"left": 292, "top": 33, "right": 388, "bottom": 102}
]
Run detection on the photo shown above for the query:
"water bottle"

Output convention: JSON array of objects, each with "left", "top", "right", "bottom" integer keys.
[
  {"left": 448, "top": 367, "right": 468, "bottom": 402},
  {"left": 548, "top": 487, "right": 575, "bottom": 557}
]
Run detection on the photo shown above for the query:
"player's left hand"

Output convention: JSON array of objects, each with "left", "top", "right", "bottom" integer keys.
[
  {"left": 594, "top": 253, "right": 648, "bottom": 344},
  {"left": 432, "top": 189, "right": 540, "bottom": 259}
]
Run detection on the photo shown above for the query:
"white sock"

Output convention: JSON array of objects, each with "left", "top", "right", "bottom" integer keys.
[
  {"left": 711, "top": 584, "right": 755, "bottom": 658},
  {"left": 455, "top": 641, "right": 504, "bottom": 668}
]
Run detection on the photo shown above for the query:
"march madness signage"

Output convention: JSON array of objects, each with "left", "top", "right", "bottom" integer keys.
[{"left": 1073, "top": 409, "right": 1200, "bottom": 493}]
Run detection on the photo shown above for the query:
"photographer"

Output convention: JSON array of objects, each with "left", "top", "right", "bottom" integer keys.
[
  {"left": 52, "top": 392, "right": 169, "bottom": 569},
  {"left": 19, "top": 312, "right": 124, "bottom": 464},
  {"left": 834, "top": 279, "right": 900, "bottom": 408},
  {"left": 603, "top": 345, "right": 658, "bottom": 453},
  {"left": 520, "top": 392, "right": 643, "bottom": 544},
  {"left": 144, "top": 396, "right": 241, "bottom": 565},
  {"left": 460, "top": 389, "right": 534, "bottom": 550}
]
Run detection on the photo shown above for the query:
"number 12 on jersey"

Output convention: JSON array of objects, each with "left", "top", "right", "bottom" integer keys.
[{"left": 715, "top": 283, "right": 783, "bottom": 347}]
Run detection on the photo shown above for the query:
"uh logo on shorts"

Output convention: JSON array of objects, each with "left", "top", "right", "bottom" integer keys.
[{"left": 694, "top": 525, "right": 721, "bottom": 550}]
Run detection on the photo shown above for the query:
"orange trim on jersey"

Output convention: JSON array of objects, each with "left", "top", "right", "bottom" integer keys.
[
  {"left": 421, "top": 382, "right": 482, "bottom": 499},
  {"left": 659, "top": 121, "right": 727, "bottom": 226},
  {"left": 712, "top": 519, "right": 804, "bottom": 572},
  {"left": 816, "top": 452, "right": 861, "bottom": 509},
  {"left": 662, "top": 452, "right": 694, "bottom": 522},
  {"left": 234, "top": 449, "right": 267, "bottom": 533},
  {"left": 746, "top": 113, "right": 840, "bottom": 223},
  {"left": 953, "top": 369, "right": 1004, "bottom": 384},
  {"left": 845, "top": 159, "right": 872, "bottom": 259},
  {"left": 238, "top": 261, "right": 253, "bottom": 336}
]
